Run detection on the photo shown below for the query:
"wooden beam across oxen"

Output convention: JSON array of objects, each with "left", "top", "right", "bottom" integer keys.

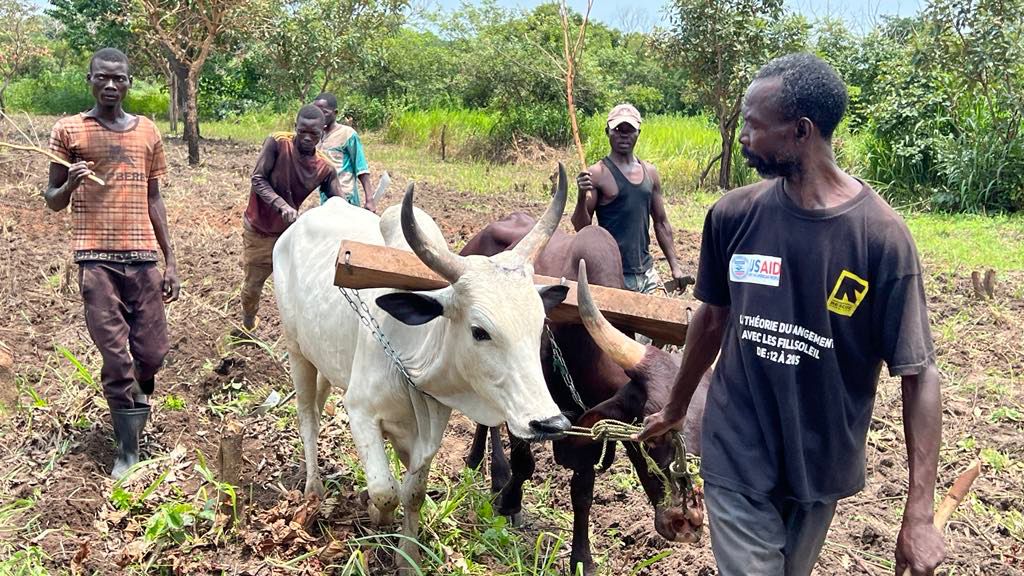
[{"left": 334, "top": 240, "right": 693, "bottom": 345}]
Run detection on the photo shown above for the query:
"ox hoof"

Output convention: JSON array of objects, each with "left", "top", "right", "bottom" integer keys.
[
  {"left": 509, "top": 511, "right": 526, "bottom": 528},
  {"left": 304, "top": 477, "right": 325, "bottom": 500},
  {"left": 464, "top": 454, "right": 484, "bottom": 471},
  {"left": 368, "top": 501, "right": 395, "bottom": 526},
  {"left": 396, "top": 542, "right": 423, "bottom": 574},
  {"left": 569, "top": 558, "right": 597, "bottom": 576}
]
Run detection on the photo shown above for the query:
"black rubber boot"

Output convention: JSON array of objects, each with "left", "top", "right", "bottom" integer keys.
[{"left": 111, "top": 405, "right": 151, "bottom": 480}]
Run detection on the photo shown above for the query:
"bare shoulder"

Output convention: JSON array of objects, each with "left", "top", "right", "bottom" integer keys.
[{"left": 643, "top": 161, "right": 661, "bottom": 184}]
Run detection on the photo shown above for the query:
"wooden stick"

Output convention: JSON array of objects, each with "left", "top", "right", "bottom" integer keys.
[
  {"left": 218, "top": 417, "right": 245, "bottom": 526},
  {"left": 933, "top": 459, "right": 982, "bottom": 527},
  {"left": 0, "top": 142, "right": 106, "bottom": 186},
  {"left": 559, "top": 0, "right": 593, "bottom": 172},
  {"left": 901, "top": 459, "right": 982, "bottom": 576},
  {"left": 335, "top": 240, "right": 692, "bottom": 345}
]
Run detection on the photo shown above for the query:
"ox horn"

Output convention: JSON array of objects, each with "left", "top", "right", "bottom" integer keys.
[
  {"left": 401, "top": 182, "right": 466, "bottom": 283},
  {"left": 511, "top": 162, "right": 568, "bottom": 263},
  {"left": 576, "top": 259, "right": 647, "bottom": 370}
]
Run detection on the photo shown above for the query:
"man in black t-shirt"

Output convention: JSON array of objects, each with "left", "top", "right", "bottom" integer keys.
[{"left": 639, "top": 54, "right": 945, "bottom": 576}]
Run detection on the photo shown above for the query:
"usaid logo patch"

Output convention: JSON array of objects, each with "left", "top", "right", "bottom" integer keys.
[{"left": 729, "top": 253, "right": 782, "bottom": 287}]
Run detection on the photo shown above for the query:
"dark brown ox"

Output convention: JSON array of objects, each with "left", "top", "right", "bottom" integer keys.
[{"left": 460, "top": 214, "right": 710, "bottom": 576}]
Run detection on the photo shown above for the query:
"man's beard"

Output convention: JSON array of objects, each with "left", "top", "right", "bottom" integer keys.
[{"left": 741, "top": 146, "right": 799, "bottom": 179}]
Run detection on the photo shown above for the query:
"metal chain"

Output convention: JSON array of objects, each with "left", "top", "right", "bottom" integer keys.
[
  {"left": 337, "top": 287, "right": 430, "bottom": 398},
  {"left": 545, "top": 324, "right": 587, "bottom": 412}
]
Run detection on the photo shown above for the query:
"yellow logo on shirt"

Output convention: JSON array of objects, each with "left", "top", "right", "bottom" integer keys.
[{"left": 827, "top": 270, "right": 869, "bottom": 317}]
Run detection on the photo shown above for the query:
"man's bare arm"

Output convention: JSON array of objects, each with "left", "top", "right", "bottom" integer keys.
[
  {"left": 358, "top": 172, "right": 376, "bottom": 212},
  {"left": 45, "top": 161, "right": 94, "bottom": 212},
  {"left": 649, "top": 166, "right": 685, "bottom": 282},
  {"left": 638, "top": 302, "right": 729, "bottom": 440},
  {"left": 147, "top": 178, "right": 180, "bottom": 303},
  {"left": 895, "top": 363, "right": 945, "bottom": 575},
  {"left": 572, "top": 162, "right": 601, "bottom": 231}
]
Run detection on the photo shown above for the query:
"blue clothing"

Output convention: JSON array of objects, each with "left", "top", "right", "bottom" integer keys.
[{"left": 318, "top": 123, "right": 369, "bottom": 205}]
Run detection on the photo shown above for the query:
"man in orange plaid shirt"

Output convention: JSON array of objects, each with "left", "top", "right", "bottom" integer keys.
[{"left": 44, "top": 48, "right": 178, "bottom": 480}]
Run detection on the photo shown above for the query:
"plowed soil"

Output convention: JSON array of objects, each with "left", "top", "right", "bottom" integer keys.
[{"left": 1, "top": 123, "right": 1022, "bottom": 575}]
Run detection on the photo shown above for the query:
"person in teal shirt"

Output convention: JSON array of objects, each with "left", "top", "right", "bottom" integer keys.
[{"left": 312, "top": 92, "right": 375, "bottom": 212}]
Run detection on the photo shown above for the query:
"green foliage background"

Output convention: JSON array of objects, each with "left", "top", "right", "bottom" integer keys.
[{"left": 3, "top": 0, "right": 1023, "bottom": 211}]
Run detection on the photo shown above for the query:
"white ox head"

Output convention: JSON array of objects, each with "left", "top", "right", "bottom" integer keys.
[{"left": 375, "top": 164, "right": 572, "bottom": 441}]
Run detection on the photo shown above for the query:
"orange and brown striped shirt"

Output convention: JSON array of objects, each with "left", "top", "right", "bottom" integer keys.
[{"left": 49, "top": 113, "right": 168, "bottom": 258}]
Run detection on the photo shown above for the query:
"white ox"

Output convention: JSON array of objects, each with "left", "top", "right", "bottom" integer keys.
[{"left": 272, "top": 165, "right": 572, "bottom": 565}]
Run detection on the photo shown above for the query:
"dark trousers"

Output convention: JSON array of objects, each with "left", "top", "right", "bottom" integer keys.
[{"left": 79, "top": 262, "right": 169, "bottom": 410}]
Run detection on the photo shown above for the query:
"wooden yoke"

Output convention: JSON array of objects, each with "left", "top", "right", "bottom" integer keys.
[{"left": 335, "top": 240, "right": 693, "bottom": 345}]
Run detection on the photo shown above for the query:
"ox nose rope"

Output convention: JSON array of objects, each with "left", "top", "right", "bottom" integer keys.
[
  {"left": 563, "top": 419, "right": 696, "bottom": 507},
  {"left": 337, "top": 286, "right": 439, "bottom": 402}
]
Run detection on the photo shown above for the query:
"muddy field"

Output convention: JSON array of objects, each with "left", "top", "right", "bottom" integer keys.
[{"left": 1, "top": 129, "right": 1023, "bottom": 575}]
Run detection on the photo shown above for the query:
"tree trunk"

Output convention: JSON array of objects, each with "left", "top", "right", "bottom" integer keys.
[
  {"left": 0, "top": 77, "right": 10, "bottom": 113},
  {"left": 176, "top": 65, "right": 188, "bottom": 133},
  {"left": 717, "top": 123, "right": 734, "bottom": 190},
  {"left": 184, "top": 72, "right": 201, "bottom": 165},
  {"left": 168, "top": 72, "right": 178, "bottom": 134}
]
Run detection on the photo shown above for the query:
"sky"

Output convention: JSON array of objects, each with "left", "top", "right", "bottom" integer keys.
[{"left": 426, "top": 0, "right": 925, "bottom": 33}]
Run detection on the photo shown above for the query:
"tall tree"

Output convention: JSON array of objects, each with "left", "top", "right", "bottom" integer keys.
[
  {"left": 46, "top": 0, "right": 135, "bottom": 56},
  {"left": 0, "top": 0, "right": 48, "bottom": 112},
  {"left": 267, "top": 0, "right": 407, "bottom": 102},
  {"left": 660, "top": 0, "right": 807, "bottom": 188},
  {"left": 127, "top": 0, "right": 271, "bottom": 165}
]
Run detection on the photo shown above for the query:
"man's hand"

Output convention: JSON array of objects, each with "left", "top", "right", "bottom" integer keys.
[
  {"left": 67, "top": 161, "right": 95, "bottom": 192},
  {"left": 281, "top": 205, "right": 298, "bottom": 225},
  {"left": 162, "top": 263, "right": 181, "bottom": 304},
  {"left": 364, "top": 200, "right": 377, "bottom": 214},
  {"left": 895, "top": 519, "right": 945, "bottom": 575},
  {"left": 636, "top": 405, "right": 686, "bottom": 442},
  {"left": 576, "top": 170, "right": 594, "bottom": 199},
  {"left": 666, "top": 269, "right": 696, "bottom": 294}
]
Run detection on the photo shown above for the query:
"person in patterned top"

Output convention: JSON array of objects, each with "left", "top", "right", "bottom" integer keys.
[
  {"left": 44, "top": 47, "right": 178, "bottom": 479},
  {"left": 312, "top": 92, "right": 375, "bottom": 211}
]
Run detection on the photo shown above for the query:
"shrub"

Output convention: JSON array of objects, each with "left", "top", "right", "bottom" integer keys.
[{"left": 6, "top": 69, "right": 169, "bottom": 118}]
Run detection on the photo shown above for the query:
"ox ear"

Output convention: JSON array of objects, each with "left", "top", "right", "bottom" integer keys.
[
  {"left": 536, "top": 284, "right": 569, "bottom": 315},
  {"left": 376, "top": 291, "right": 446, "bottom": 325}
]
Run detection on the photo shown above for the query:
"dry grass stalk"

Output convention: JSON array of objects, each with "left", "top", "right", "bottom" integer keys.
[{"left": 0, "top": 142, "right": 106, "bottom": 186}]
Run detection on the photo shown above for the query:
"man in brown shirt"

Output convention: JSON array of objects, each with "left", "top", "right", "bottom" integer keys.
[
  {"left": 238, "top": 104, "right": 344, "bottom": 332},
  {"left": 44, "top": 48, "right": 178, "bottom": 479}
]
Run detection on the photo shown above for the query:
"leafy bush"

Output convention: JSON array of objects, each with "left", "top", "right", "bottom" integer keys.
[
  {"left": 618, "top": 85, "right": 666, "bottom": 116},
  {"left": 931, "top": 107, "right": 1024, "bottom": 212},
  {"left": 6, "top": 69, "right": 169, "bottom": 118},
  {"left": 861, "top": 3, "right": 1024, "bottom": 212}
]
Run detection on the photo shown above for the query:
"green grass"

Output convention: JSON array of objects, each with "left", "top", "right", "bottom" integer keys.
[
  {"left": 368, "top": 136, "right": 556, "bottom": 201},
  {"left": 904, "top": 212, "right": 1024, "bottom": 272},
  {"left": 155, "top": 110, "right": 293, "bottom": 143},
  {"left": 384, "top": 109, "right": 499, "bottom": 160}
]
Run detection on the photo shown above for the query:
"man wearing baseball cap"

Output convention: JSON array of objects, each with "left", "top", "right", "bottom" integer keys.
[{"left": 572, "top": 103, "right": 687, "bottom": 294}]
